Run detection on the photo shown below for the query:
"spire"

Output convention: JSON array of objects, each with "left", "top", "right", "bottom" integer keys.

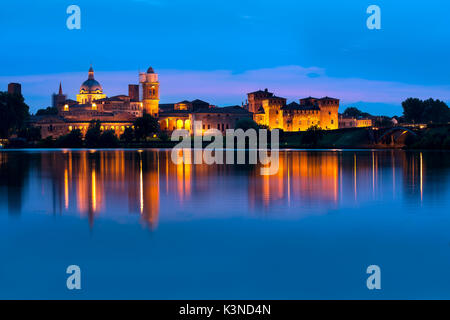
[
  {"left": 88, "top": 65, "right": 94, "bottom": 80},
  {"left": 58, "top": 82, "right": 63, "bottom": 95}
]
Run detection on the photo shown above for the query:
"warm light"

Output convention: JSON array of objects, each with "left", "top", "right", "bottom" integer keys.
[
  {"left": 64, "top": 168, "right": 69, "bottom": 209},
  {"left": 68, "top": 126, "right": 73, "bottom": 131},
  {"left": 92, "top": 103, "right": 97, "bottom": 110},
  {"left": 91, "top": 169, "right": 96, "bottom": 212},
  {"left": 63, "top": 104, "right": 69, "bottom": 111}
]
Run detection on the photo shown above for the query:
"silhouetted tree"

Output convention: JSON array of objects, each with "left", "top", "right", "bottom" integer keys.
[
  {"left": 302, "top": 125, "right": 324, "bottom": 146},
  {"left": 35, "top": 106, "right": 58, "bottom": 116},
  {"left": 133, "top": 113, "right": 159, "bottom": 141},
  {"left": 402, "top": 98, "right": 450, "bottom": 123},
  {"left": 56, "top": 129, "right": 83, "bottom": 148},
  {"left": 235, "top": 118, "right": 259, "bottom": 131},
  {"left": 99, "top": 130, "right": 119, "bottom": 147},
  {"left": 0, "top": 91, "right": 30, "bottom": 138},
  {"left": 120, "top": 127, "right": 135, "bottom": 143},
  {"left": 17, "top": 127, "right": 41, "bottom": 141},
  {"left": 342, "top": 107, "right": 371, "bottom": 118},
  {"left": 85, "top": 120, "right": 102, "bottom": 147}
]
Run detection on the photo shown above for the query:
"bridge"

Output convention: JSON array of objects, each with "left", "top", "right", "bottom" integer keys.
[{"left": 375, "top": 126, "right": 419, "bottom": 146}]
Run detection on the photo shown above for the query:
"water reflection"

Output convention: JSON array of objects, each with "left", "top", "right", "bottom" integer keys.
[{"left": 0, "top": 150, "right": 449, "bottom": 228}]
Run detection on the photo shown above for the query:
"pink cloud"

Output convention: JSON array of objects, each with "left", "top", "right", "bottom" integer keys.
[{"left": 1, "top": 65, "right": 450, "bottom": 113}]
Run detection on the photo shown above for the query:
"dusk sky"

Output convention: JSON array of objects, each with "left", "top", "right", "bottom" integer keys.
[{"left": 1, "top": 0, "right": 449, "bottom": 115}]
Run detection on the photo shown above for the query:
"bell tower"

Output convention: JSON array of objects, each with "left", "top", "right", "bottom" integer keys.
[{"left": 139, "top": 66, "right": 159, "bottom": 117}]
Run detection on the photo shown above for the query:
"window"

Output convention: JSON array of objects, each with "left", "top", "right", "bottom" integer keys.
[{"left": 331, "top": 120, "right": 334, "bottom": 124}]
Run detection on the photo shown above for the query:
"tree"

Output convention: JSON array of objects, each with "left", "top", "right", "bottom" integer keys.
[
  {"left": 99, "top": 130, "right": 119, "bottom": 147},
  {"left": 402, "top": 98, "right": 425, "bottom": 123},
  {"left": 422, "top": 98, "right": 450, "bottom": 123},
  {"left": 36, "top": 106, "right": 58, "bottom": 116},
  {"left": 402, "top": 98, "right": 450, "bottom": 124},
  {"left": 0, "top": 91, "right": 30, "bottom": 138},
  {"left": 133, "top": 113, "right": 159, "bottom": 141},
  {"left": 235, "top": 118, "right": 259, "bottom": 131},
  {"left": 302, "top": 125, "right": 324, "bottom": 146},
  {"left": 120, "top": 127, "right": 134, "bottom": 143},
  {"left": 343, "top": 107, "right": 371, "bottom": 118},
  {"left": 56, "top": 129, "right": 83, "bottom": 148},
  {"left": 85, "top": 120, "right": 102, "bottom": 147},
  {"left": 17, "top": 127, "right": 41, "bottom": 141}
]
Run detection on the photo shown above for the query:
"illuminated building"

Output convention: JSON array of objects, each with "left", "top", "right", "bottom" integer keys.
[
  {"left": 246, "top": 89, "right": 340, "bottom": 131},
  {"left": 139, "top": 67, "right": 160, "bottom": 117},
  {"left": 76, "top": 66, "right": 106, "bottom": 104},
  {"left": 29, "top": 65, "right": 343, "bottom": 139},
  {"left": 338, "top": 115, "right": 373, "bottom": 128}
]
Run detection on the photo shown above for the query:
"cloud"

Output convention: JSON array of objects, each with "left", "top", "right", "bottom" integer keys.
[{"left": 1, "top": 65, "right": 450, "bottom": 116}]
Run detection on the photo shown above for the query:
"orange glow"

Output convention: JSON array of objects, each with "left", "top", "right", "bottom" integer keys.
[
  {"left": 91, "top": 169, "right": 96, "bottom": 212},
  {"left": 420, "top": 152, "right": 423, "bottom": 202},
  {"left": 64, "top": 168, "right": 69, "bottom": 209}
]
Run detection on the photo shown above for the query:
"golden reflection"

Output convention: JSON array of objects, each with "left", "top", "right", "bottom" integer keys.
[
  {"left": 20, "top": 150, "right": 438, "bottom": 228},
  {"left": 64, "top": 168, "right": 69, "bottom": 209},
  {"left": 91, "top": 168, "right": 96, "bottom": 212},
  {"left": 420, "top": 152, "right": 423, "bottom": 202},
  {"left": 249, "top": 152, "right": 340, "bottom": 209},
  {"left": 139, "top": 156, "right": 144, "bottom": 214},
  {"left": 353, "top": 153, "right": 357, "bottom": 200}
]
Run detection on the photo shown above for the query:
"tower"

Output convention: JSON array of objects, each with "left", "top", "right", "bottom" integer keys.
[
  {"left": 52, "top": 82, "right": 67, "bottom": 109},
  {"left": 7, "top": 83, "right": 21, "bottom": 95},
  {"left": 317, "top": 97, "right": 339, "bottom": 130},
  {"left": 139, "top": 67, "right": 159, "bottom": 117}
]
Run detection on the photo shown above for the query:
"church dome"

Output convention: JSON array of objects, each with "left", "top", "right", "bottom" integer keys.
[
  {"left": 80, "top": 79, "right": 103, "bottom": 94},
  {"left": 79, "top": 66, "right": 103, "bottom": 94},
  {"left": 147, "top": 66, "right": 155, "bottom": 74}
]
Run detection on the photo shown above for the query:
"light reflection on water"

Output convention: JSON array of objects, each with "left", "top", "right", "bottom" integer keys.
[{"left": 1, "top": 149, "right": 450, "bottom": 299}]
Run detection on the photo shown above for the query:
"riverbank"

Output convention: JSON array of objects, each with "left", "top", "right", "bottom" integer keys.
[{"left": 3, "top": 125, "right": 450, "bottom": 150}]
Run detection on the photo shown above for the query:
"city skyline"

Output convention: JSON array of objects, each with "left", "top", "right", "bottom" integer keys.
[{"left": 1, "top": 0, "right": 450, "bottom": 115}]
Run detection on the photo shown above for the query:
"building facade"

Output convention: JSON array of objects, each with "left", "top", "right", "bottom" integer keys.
[
  {"left": 29, "top": 66, "right": 344, "bottom": 139},
  {"left": 246, "top": 89, "right": 340, "bottom": 131},
  {"left": 338, "top": 115, "right": 373, "bottom": 128},
  {"left": 30, "top": 66, "right": 253, "bottom": 139}
]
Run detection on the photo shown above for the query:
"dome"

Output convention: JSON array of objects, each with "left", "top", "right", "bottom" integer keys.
[
  {"left": 79, "top": 66, "right": 103, "bottom": 94},
  {"left": 147, "top": 66, "right": 155, "bottom": 74},
  {"left": 80, "top": 79, "right": 103, "bottom": 94}
]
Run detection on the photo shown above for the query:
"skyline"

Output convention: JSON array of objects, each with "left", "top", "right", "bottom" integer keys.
[{"left": 1, "top": 0, "right": 450, "bottom": 115}]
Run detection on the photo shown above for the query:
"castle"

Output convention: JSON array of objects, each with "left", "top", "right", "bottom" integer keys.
[{"left": 30, "top": 66, "right": 341, "bottom": 138}]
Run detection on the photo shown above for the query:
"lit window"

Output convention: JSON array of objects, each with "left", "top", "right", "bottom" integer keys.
[
  {"left": 68, "top": 126, "right": 72, "bottom": 131},
  {"left": 63, "top": 104, "right": 69, "bottom": 111}
]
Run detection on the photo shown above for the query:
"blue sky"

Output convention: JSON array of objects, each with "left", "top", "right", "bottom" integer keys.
[{"left": 1, "top": 0, "right": 449, "bottom": 115}]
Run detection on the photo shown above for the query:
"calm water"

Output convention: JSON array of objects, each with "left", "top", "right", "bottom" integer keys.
[{"left": 1, "top": 149, "right": 450, "bottom": 299}]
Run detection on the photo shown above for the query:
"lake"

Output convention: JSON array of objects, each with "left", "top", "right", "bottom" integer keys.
[{"left": 1, "top": 149, "right": 450, "bottom": 299}]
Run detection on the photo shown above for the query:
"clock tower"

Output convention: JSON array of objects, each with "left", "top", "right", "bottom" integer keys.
[{"left": 139, "top": 66, "right": 159, "bottom": 117}]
